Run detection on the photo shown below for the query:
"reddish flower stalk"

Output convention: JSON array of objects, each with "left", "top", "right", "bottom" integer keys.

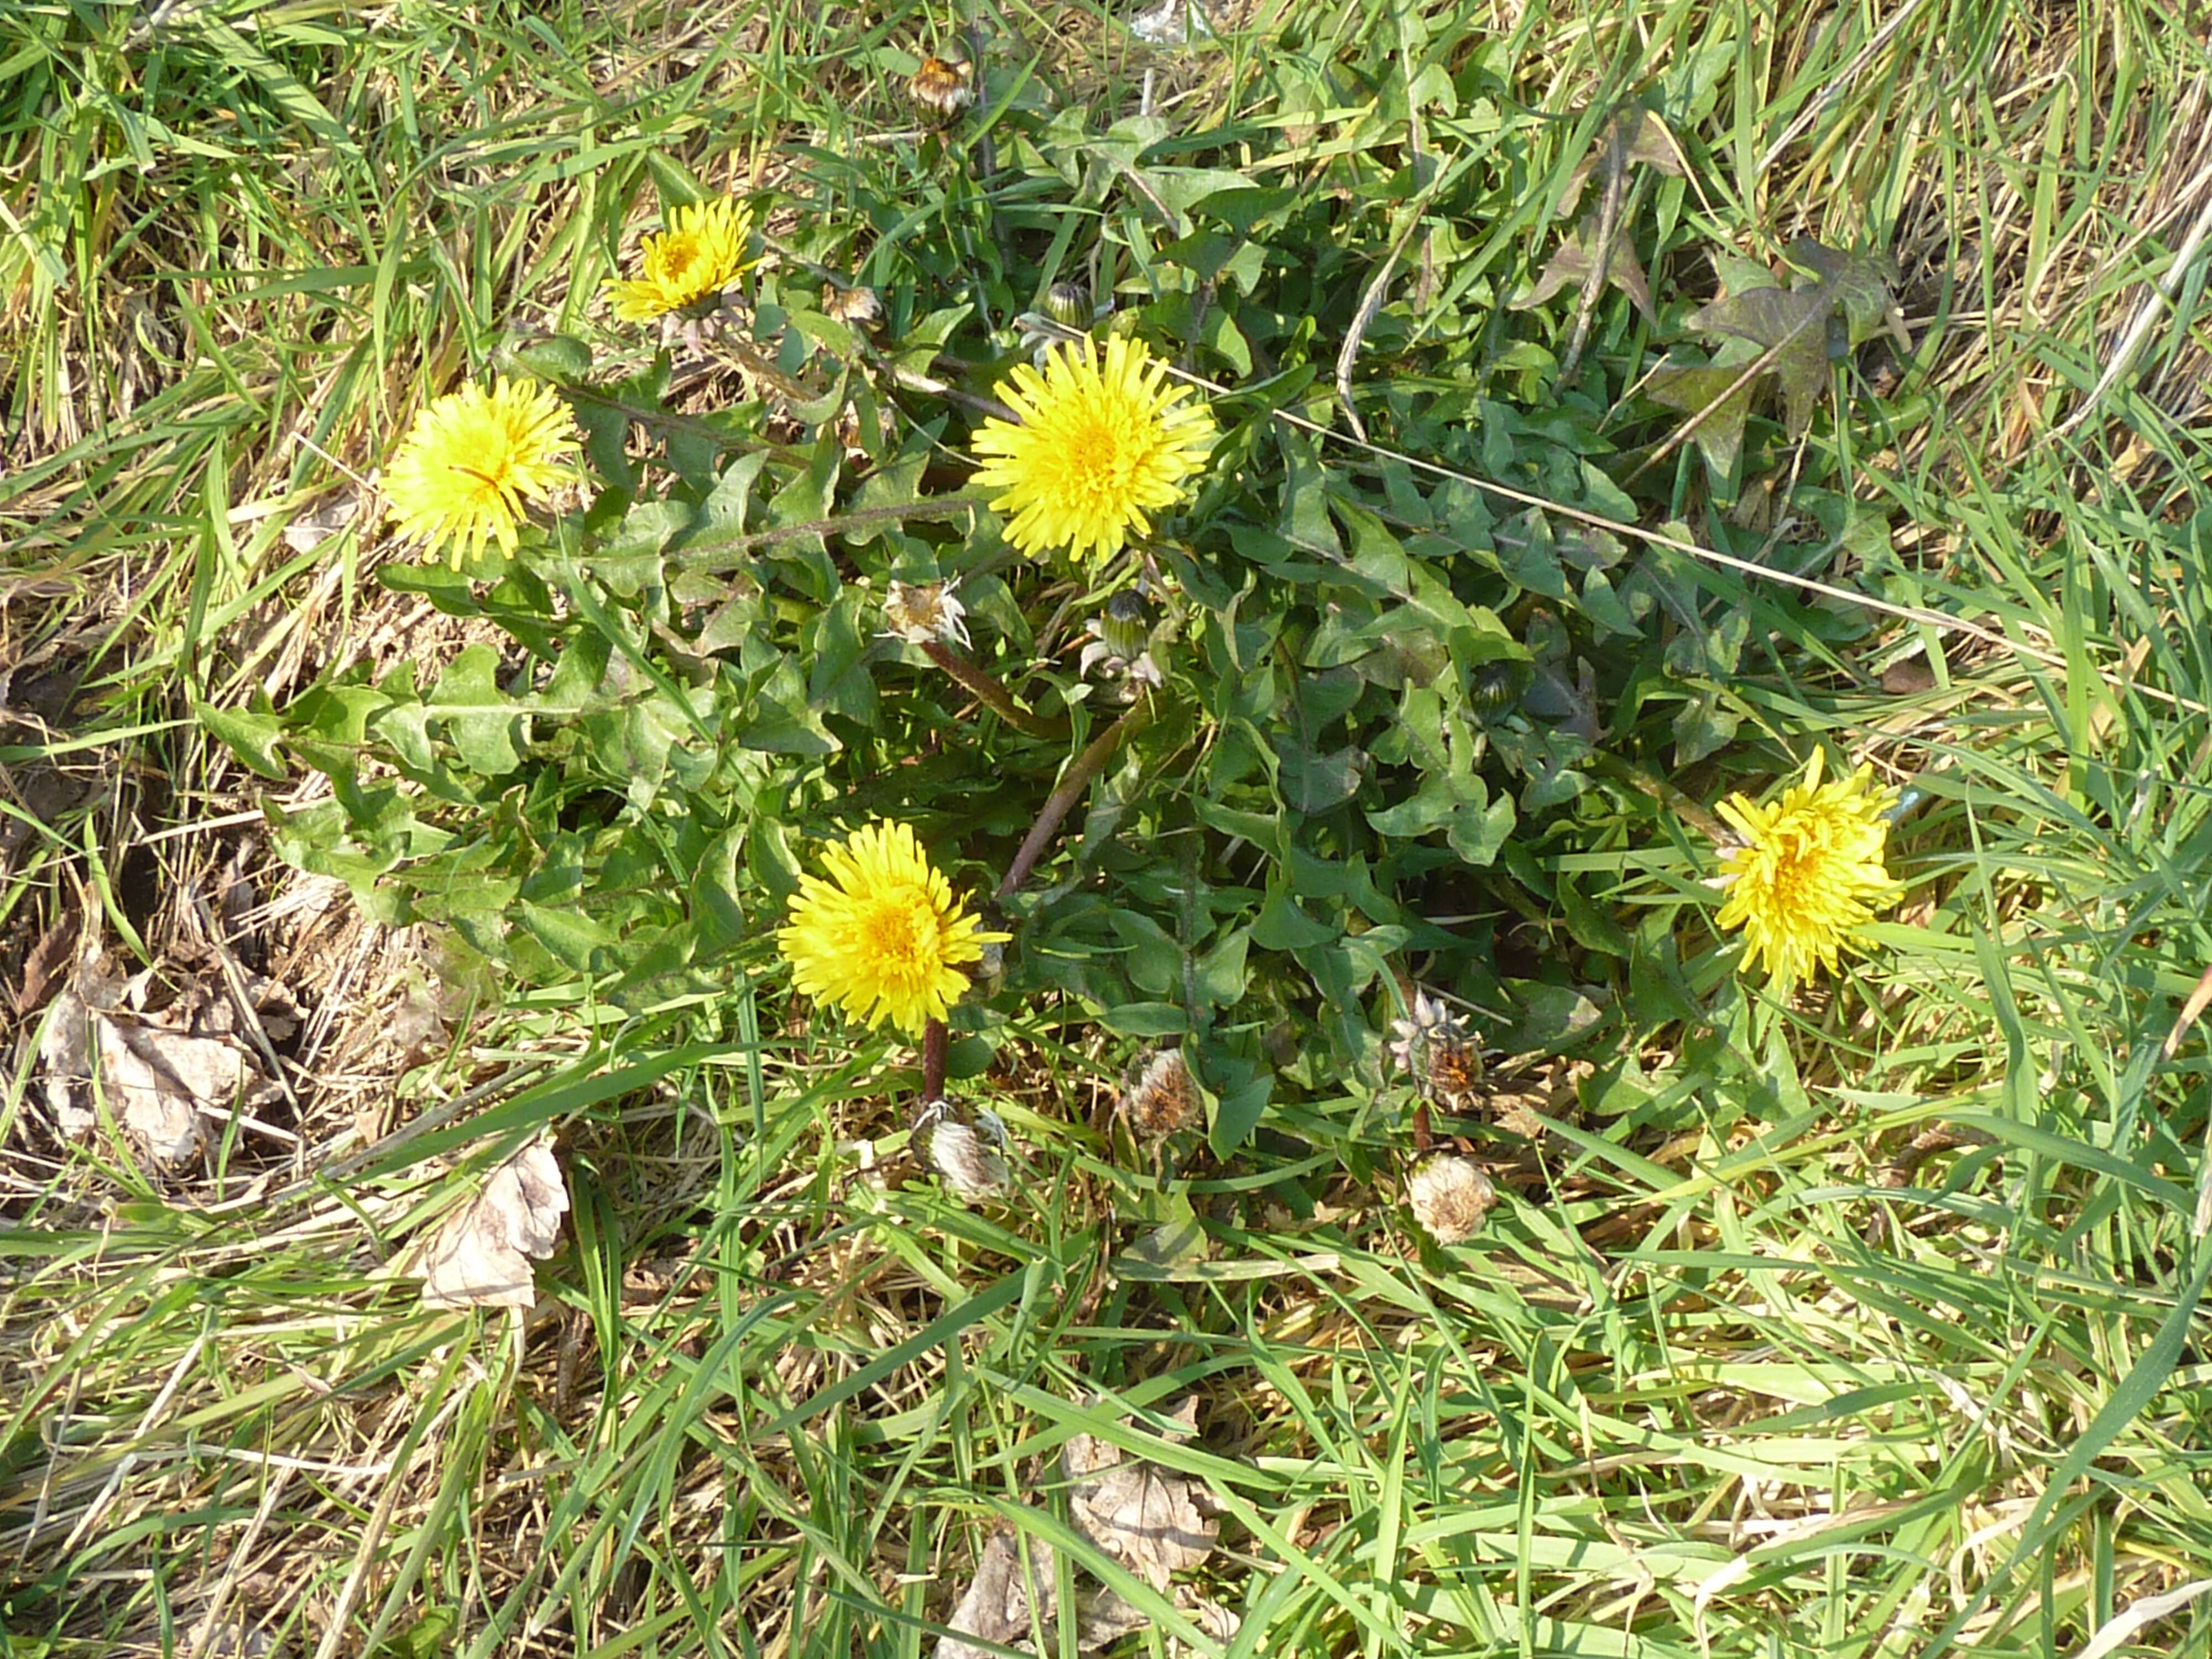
[{"left": 920, "top": 640, "right": 1068, "bottom": 740}]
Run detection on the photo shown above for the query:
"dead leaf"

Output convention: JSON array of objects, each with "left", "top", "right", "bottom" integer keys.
[
  {"left": 1172, "top": 1585, "right": 1241, "bottom": 1644},
  {"left": 15, "top": 910, "right": 79, "bottom": 1015},
  {"left": 1512, "top": 213, "right": 1655, "bottom": 325},
  {"left": 937, "top": 1526, "right": 1057, "bottom": 1659},
  {"left": 280, "top": 489, "right": 361, "bottom": 555},
  {"left": 1682, "top": 241, "right": 1903, "bottom": 440},
  {"left": 1879, "top": 655, "right": 1939, "bottom": 695},
  {"left": 36, "top": 984, "right": 97, "bottom": 1142},
  {"left": 414, "top": 1135, "right": 570, "bottom": 1310},
  {"left": 1065, "top": 1400, "right": 1218, "bottom": 1592},
  {"left": 935, "top": 1399, "right": 1225, "bottom": 1657},
  {"left": 934, "top": 1528, "right": 1155, "bottom": 1659},
  {"left": 37, "top": 969, "right": 280, "bottom": 1164}
]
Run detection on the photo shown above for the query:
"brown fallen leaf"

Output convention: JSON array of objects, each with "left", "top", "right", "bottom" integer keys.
[
  {"left": 35, "top": 983, "right": 98, "bottom": 1143},
  {"left": 935, "top": 1397, "right": 1229, "bottom": 1657},
  {"left": 1171, "top": 1585, "right": 1241, "bottom": 1644},
  {"left": 14, "top": 910, "right": 79, "bottom": 1015},
  {"left": 1064, "top": 1399, "right": 1218, "bottom": 1592},
  {"left": 414, "top": 1135, "right": 571, "bottom": 1310},
  {"left": 37, "top": 970, "right": 280, "bottom": 1164},
  {"left": 937, "top": 1525, "right": 1056, "bottom": 1659},
  {"left": 933, "top": 1527, "right": 1155, "bottom": 1659}
]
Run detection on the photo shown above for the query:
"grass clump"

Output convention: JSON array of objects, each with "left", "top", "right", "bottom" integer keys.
[{"left": 5, "top": 0, "right": 2212, "bottom": 1656}]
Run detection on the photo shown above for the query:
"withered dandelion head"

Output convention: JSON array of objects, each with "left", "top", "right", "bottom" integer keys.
[
  {"left": 970, "top": 335, "right": 1214, "bottom": 566},
  {"left": 1714, "top": 749, "right": 1902, "bottom": 987},
  {"left": 823, "top": 283, "right": 884, "bottom": 329},
  {"left": 881, "top": 579, "right": 970, "bottom": 646},
  {"left": 1406, "top": 1155, "right": 1495, "bottom": 1246},
  {"left": 776, "top": 821, "right": 1008, "bottom": 1039},
  {"left": 912, "top": 1099, "right": 1010, "bottom": 1199},
  {"left": 1122, "top": 1047, "right": 1199, "bottom": 1140},
  {"left": 383, "top": 377, "right": 578, "bottom": 567},
  {"left": 908, "top": 53, "right": 974, "bottom": 119},
  {"left": 605, "top": 198, "right": 755, "bottom": 324},
  {"left": 1388, "top": 991, "right": 1481, "bottom": 1105}
]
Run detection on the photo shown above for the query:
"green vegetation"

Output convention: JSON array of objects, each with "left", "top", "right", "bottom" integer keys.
[{"left": 5, "top": 0, "right": 2212, "bottom": 1656}]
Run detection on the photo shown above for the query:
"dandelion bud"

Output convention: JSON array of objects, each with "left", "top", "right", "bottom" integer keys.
[
  {"left": 1468, "top": 659, "right": 1521, "bottom": 717},
  {"left": 1044, "top": 282, "right": 1092, "bottom": 327},
  {"left": 1406, "top": 1155, "right": 1495, "bottom": 1245},
  {"left": 1078, "top": 593, "right": 1164, "bottom": 692}
]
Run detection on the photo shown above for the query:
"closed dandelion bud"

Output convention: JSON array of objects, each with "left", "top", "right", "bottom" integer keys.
[
  {"left": 1468, "top": 659, "right": 1521, "bottom": 717},
  {"left": 1406, "top": 1155, "right": 1495, "bottom": 1245},
  {"left": 1122, "top": 1047, "right": 1199, "bottom": 1140},
  {"left": 1099, "top": 591, "right": 1147, "bottom": 657},
  {"left": 1078, "top": 591, "right": 1164, "bottom": 693},
  {"left": 909, "top": 53, "right": 974, "bottom": 119},
  {"left": 1044, "top": 282, "right": 1092, "bottom": 327}
]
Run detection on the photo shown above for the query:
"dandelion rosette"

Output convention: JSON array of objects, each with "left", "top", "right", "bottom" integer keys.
[
  {"left": 970, "top": 335, "right": 1214, "bottom": 564},
  {"left": 605, "top": 199, "right": 755, "bottom": 323},
  {"left": 383, "top": 377, "right": 578, "bottom": 566},
  {"left": 776, "top": 821, "right": 1009, "bottom": 1038},
  {"left": 1714, "top": 749, "right": 1902, "bottom": 985}
]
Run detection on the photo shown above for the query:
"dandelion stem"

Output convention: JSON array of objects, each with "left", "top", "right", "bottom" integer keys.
[
  {"left": 921, "top": 641, "right": 1070, "bottom": 740},
  {"left": 997, "top": 703, "right": 1154, "bottom": 901},
  {"left": 924, "top": 1018, "right": 949, "bottom": 1102}
]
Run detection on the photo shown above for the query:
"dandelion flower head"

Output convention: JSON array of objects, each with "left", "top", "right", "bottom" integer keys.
[
  {"left": 1387, "top": 990, "right": 1483, "bottom": 1105},
  {"left": 970, "top": 335, "right": 1214, "bottom": 565},
  {"left": 881, "top": 580, "right": 970, "bottom": 647},
  {"left": 1407, "top": 1154, "right": 1496, "bottom": 1245},
  {"left": 1714, "top": 749, "right": 1902, "bottom": 985},
  {"left": 777, "top": 821, "right": 1009, "bottom": 1037},
  {"left": 605, "top": 198, "right": 755, "bottom": 323},
  {"left": 383, "top": 377, "right": 577, "bottom": 567}
]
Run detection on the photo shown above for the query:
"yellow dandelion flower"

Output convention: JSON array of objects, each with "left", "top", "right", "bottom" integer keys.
[
  {"left": 605, "top": 198, "right": 755, "bottom": 323},
  {"left": 970, "top": 335, "right": 1215, "bottom": 564},
  {"left": 1714, "top": 749, "right": 1902, "bottom": 985},
  {"left": 777, "top": 821, "right": 1010, "bottom": 1038},
  {"left": 383, "top": 377, "right": 578, "bottom": 567}
]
